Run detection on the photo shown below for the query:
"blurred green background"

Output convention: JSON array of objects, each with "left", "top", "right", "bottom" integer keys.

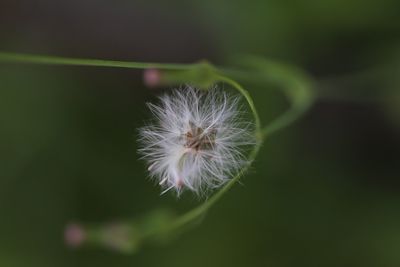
[{"left": 0, "top": 0, "right": 400, "bottom": 266}]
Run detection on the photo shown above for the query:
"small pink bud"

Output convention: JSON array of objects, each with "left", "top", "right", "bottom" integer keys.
[
  {"left": 143, "top": 68, "right": 162, "bottom": 88},
  {"left": 65, "top": 223, "right": 86, "bottom": 248}
]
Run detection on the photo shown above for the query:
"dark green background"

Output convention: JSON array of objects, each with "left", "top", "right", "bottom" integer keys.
[{"left": 0, "top": 0, "right": 399, "bottom": 266}]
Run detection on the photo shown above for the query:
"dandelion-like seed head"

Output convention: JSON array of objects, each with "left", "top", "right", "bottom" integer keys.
[{"left": 138, "top": 86, "right": 254, "bottom": 196}]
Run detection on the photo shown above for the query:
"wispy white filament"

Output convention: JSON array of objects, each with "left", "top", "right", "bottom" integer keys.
[{"left": 138, "top": 86, "right": 254, "bottom": 196}]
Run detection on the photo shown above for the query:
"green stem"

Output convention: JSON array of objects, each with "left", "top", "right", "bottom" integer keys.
[
  {"left": 0, "top": 51, "right": 315, "bottom": 249},
  {"left": 0, "top": 51, "right": 197, "bottom": 70},
  {"left": 220, "top": 58, "right": 315, "bottom": 137},
  {"left": 216, "top": 75, "right": 263, "bottom": 139}
]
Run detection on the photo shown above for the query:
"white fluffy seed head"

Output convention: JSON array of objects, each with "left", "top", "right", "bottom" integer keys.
[{"left": 138, "top": 86, "right": 255, "bottom": 196}]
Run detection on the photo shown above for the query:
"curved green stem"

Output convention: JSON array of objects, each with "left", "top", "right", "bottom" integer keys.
[
  {"left": 0, "top": 51, "right": 315, "bottom": 251},
  {"left": 216, "top": 75, "right": 263, "bottom": 139},
  {"left": 220, "top": 57, "right": 315, "bottom": 137}
]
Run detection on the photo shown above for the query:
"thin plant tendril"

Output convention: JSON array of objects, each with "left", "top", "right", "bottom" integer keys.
[{"left": 0, "top": 51, "right": 315, "bottom": 250}]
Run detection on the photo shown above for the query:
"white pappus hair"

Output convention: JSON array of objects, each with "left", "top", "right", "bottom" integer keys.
[{"left": 138, "top": 86, "right": 255, "bottom": 196}]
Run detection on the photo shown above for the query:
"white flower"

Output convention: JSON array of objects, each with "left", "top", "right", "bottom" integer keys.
[{"left": 138, "top": 86, "right": 254, "bottom": 196}]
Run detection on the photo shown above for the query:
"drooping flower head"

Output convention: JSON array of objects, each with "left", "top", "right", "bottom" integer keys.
[{"left": 138, "top": 86, "right": 254, "bottom": 196}]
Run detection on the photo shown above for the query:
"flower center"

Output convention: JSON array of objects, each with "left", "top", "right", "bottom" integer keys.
[{"left": 184, "top": 121, "right": 217, "bottom": 151}]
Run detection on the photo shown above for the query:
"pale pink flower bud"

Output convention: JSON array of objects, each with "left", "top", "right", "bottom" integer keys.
[
  {"left": 143, "top": 68, "right": 162, "bottom": 88},
  {"left": 65, "top": 223, "right": 86, "bottom": 248}
]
